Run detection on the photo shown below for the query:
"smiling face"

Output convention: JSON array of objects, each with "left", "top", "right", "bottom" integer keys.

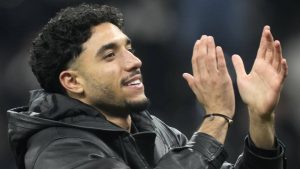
[{"left": 64, "top": 22, "right": 149, "bottom": 117}]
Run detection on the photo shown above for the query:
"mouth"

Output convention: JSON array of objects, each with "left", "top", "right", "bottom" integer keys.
[{"left": 122, "top": 74, "right": 144, "bottom": 88}]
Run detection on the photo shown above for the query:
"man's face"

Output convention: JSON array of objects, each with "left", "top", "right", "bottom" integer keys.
[{"left": 71, "top": 22, "right": 149, "bottom": 116}]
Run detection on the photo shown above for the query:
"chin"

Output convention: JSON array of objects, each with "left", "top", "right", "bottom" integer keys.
[
  {"left": 94, "top": 96, "right": 150, "bottom": 118},
  {"left": 125, "top": 97, "right": 150, "bottom": 113}
]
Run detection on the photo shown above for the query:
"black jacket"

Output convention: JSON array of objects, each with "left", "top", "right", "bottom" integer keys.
[{"left": 8, "top": 90, "right": 286, "bottom": 169}]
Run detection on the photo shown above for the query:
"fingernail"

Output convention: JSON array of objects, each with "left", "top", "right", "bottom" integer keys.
[{"left": 265, "top": 25, "right": 270, "bottom": 30}]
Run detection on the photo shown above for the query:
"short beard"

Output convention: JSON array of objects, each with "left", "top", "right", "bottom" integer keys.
[{"left": 95, "top": 98, "right": 150, "bottom": 118}]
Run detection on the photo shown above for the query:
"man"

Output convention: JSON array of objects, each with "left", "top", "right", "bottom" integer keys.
[{"left": 8, "top": 3, "right": 287, "bottom": 169}]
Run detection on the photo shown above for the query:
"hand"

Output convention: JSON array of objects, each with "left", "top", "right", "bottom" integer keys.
[
  {"left": 232, "top": 25, "right": 288, "bottom": 149},
  {"left": 232, "top": 26, "right": 288, "bottom": 119},
  {"left": 183, "top": 35, "right": 235, "bottom": 118}
]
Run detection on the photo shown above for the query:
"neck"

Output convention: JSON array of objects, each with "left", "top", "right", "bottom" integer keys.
[
  {"left": 70, "top": 95, "right": 132, "bottom": 132},
  {"left": 101, "top": 111, "right": 132, "bottom": 132}
]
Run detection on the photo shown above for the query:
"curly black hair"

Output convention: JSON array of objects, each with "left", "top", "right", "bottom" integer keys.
[{"left": 29, "top": 3, "right": 124, "bottom": 94}]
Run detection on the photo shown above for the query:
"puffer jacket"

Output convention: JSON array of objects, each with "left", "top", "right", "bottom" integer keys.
[{"left": 7, "top": 90, "right": 286, "bottom": 169}]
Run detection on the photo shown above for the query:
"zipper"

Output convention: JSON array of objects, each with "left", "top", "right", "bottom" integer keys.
[{"left": 128, "top": 134, "right": 151, "bottom": 169}]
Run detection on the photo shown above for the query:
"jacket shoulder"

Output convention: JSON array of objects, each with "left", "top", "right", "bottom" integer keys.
[{"left": 25, "top": 127, "right": 120, "bottom": 169}]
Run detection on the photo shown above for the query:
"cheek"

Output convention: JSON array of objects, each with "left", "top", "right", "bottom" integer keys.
[
  {"left": 106, "top": 62, "right": 123, "bottom": 79},
  {"left": 95, "top": 68, "right": 121, "bottom": 89},
  {"left": 82, "top": 62, "right": 123, "bottom": 92}
]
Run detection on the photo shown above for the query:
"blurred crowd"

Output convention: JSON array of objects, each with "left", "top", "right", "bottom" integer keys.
[{"left": 0, "top": 0, "right": 299, "bottom": 168}]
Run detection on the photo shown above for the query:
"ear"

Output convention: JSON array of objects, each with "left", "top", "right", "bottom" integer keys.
[{"left": 59, "top": 70, "right": 84, "bottom": 94}]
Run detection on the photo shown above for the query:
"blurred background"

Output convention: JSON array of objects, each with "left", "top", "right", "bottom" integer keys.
[{"left": 0, "top": 0, "right": 299, "bottom": 168}]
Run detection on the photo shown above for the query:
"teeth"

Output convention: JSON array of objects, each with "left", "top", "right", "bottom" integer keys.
[{"left": 128, "top": 79, "right": 141, "bottom": 85}]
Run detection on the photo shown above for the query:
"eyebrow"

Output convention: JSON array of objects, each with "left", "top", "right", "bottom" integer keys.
[{"left": 96, "top": 38, "right": 132, "bottom": 56}]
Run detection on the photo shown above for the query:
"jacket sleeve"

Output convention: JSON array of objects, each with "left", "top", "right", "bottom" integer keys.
[
  {"left": 154, "top": 132, "right": 229, "bottom": 169},
  {"left": 151, "top": 116, "right": 286, "bottom": 169},
  {"left": 151, "top": 116, "right": 230, "bottom": 168},
  {"left": 153, "top": 131, "right": 286, "bottom": 169},
  {"left": 233, "top": 136, "right": 287, "bottom": 169}
]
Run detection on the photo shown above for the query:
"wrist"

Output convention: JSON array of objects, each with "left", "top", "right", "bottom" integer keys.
[
  {"left": 198, "top": 115, "right": 230, "bottom": 144},
  {"left": 249, "top": 111, "right": 275, "bottom": 149},
  {"left": 205, "top": 108, "right": 234, "bottom": 119},
  {"left": 248, "top": 107, "right": 275, "bottom": 122},
  {"left": 249, "top": 111, "right": 275, "bottom": 125},
  {"left": 203, "top": 113, "right": 233, "bottom": 127}
]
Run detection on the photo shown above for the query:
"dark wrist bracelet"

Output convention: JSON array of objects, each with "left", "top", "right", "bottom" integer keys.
[{"left": 203, "top": 113, "right": 233, "bottom": 126}]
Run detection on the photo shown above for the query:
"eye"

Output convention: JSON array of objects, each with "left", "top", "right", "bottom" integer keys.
[
  {"left": 104, "top": 52, "right": 115, "bottom": 58},
  {"left": 128, "top": 48, "right": 135, "bottom": 54}
]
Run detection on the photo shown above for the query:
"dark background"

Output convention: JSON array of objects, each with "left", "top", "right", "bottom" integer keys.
[{"left": 1, "top": 0, "right": 300, "bottom": 168}]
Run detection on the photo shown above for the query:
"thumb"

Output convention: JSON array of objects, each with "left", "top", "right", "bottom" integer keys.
[
  {"left": 232, "top": 54, "right": 246, "bottom": 77},
  {"left": 182, "top": 73, "right": 196, "bottom": 92}
]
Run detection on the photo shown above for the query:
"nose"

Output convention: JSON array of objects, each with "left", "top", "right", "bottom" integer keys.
[{"left": 122, "top": 49, "right": 142, "bottom": 71}]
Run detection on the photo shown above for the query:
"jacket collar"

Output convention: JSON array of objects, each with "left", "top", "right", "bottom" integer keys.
[{"left": 22, "top": 89, "right": 156, "bottom": 133}]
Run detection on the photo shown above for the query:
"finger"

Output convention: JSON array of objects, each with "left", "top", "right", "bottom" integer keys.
[
  {"left": 216, "top": 46, "right": 228, "bottom": 73},
  {"left": 265, "top": 46, "right": 274, "bottom": 63},
  {"left": 265, "top": 28, "right": 275, "bottom": 63},
  {"left": 191, "top": 39, "right": 201, "bottom": 77},
  {"left": 232, "top": 54, "right": 247, "bottom": 78},
  {"left": 257, "top": 26, "right": 274, "bottom": 60},
  {"left": 206, "top": 36, "right": 218, "bottom": 74},
  {"left": 279, "top": 58, "right": 288, "bottom": 80},
  {"left": 256, "top": 26, "right": 270, "bottom": 59},
  {"left": 272, "top": 40, "right": 282, "bottom": 72},
  {"left": 182, "top": 73, "right": 197, "bottom": 93},
  {"left": 198, "top": 35, "right": 209, "bottom": 77}
]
